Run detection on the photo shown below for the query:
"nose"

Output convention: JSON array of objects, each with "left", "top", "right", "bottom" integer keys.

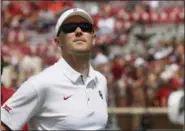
[{"left": 75, "top": 27, "right": 83, "bottom": 36}]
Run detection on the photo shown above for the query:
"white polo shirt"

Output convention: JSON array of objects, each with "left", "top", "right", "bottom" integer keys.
[
  {"left": 168, "top": 90, "right": 184, "bottom": 125},
  {"left": 1, "top": 58, "right": 108, "bottom": 130}
]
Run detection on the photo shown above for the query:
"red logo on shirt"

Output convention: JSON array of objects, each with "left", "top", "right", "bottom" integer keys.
[
  {"left": 3, "top": 104, "right": 12, "bottom": 113},
  {"left": 64, "top": 95, "right": 72, "bottom": 100}
]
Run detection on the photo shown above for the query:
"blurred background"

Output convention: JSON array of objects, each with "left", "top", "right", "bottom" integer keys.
[{"left": 1, "top": 1, "right": 184, "bottom": 130}]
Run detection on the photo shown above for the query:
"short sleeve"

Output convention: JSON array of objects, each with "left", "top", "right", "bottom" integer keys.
[{"left": 1, "top": 78, "right": 41, "bottom": 130}]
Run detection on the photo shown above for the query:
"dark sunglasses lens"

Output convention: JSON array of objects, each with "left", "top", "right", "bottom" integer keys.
[
  {"left": 62, "top": 23, "right": 78, "bottom": 33},
  {"left": 60, "top": 23, "right": 93, "bottom": 34},
  {"left": 79, "top": 23, "right": 93, "bottom": 32}
]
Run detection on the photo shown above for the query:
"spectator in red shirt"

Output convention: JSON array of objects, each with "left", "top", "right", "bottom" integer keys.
[
  {"left": 154, "top": 80, "right": 176, "bottom": 107},
  {"left": 1, "top": 86, "right": 15, "bottom": 106},
  {"left": 111, "top": 55, "right": 124, "bottom": 81}
]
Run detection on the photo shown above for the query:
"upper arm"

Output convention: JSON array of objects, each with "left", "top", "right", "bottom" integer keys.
[{"left": 1, "top": 78, "right": 42, "bottom": 130}]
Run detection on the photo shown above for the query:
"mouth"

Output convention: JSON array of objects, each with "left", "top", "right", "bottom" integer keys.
[{"left": 73, "top": 39, "right": 86, "bottom": 42}]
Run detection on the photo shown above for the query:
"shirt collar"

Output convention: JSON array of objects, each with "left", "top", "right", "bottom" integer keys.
[
  {"left": 58, "top": 57, "right": 98, "bottom": 83},
  {"left": 89, "top": 65, "right": 98, "bottom": 83}
]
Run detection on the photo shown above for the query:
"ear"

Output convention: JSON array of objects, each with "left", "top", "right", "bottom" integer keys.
[
  {"left": 93, "top": 31, "right": 96, "bottom": 38},
  {"left": 54, "top": 37, "right": 61, "bottom": 47},
  {"left": 92, "top": 32, "right": 96, "bottom": 46}
]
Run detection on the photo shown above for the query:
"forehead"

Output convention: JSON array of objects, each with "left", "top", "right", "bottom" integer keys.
[{"left": 63, "top": 15, "right": 89, "bottom": 23}]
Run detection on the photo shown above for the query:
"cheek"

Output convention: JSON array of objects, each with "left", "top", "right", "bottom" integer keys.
[
  {"left": 86, "top": 35, "right": 94, "bottom": 45},
  {"left": 66, "top": 33, "right": 74, "bottom": 39},
  {"left": 63, "top": 34, "right": 73, "bottom": 45},
  {"left": 65, "top": 33, "right": 74, "bottom": 41}
]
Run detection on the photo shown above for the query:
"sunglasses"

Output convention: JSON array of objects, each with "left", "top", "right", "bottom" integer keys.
[{"left": 57, "top": 22, "right": 93, "bottom": 36}]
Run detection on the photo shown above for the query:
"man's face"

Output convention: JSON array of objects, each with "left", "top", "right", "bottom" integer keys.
[{"left": 56, "top": 16, "right": 95, "bottom": 55}]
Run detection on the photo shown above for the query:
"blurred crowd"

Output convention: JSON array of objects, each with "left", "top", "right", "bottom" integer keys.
[{"left": 1, "top": 1, "right": 184, "bottom": 108}]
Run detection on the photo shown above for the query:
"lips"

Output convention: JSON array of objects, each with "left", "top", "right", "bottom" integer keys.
[{"left": 73, "top": 39, "right": 86, "bottom": 42}]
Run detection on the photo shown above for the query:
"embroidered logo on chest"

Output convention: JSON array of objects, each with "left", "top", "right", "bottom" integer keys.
[
  {"left": 99, "top": 90, "right": 103, "bottom": 100},
  {"left": 63, "top": 95, "right": 72, "bottom": 100}
]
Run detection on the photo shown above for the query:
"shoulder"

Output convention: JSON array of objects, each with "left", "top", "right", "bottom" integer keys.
[
  {"left": 21, "top": 61, "right": 65, "bottom": 94},
  {"left": 93, "top": 70, "right": 108, "bottom": 99},
  {"left": 94, "top": 70, "right": 107, "bottom": 93},
  {"left": 168, "top": 90, "right": 184, "bottom": 103},
  {"left": 30, "top": 62, "right": 63, "bottom": 85},
  {"left": 35, "top": 63, "right": 60, "bottom": 81},
  {"left": 95, "top": 71, "right": 107, "bottom": 84}
]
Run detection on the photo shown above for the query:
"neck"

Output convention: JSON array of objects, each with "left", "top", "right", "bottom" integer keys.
[{"left": 63, "top": 54, "right": 90, "bottom": 77}]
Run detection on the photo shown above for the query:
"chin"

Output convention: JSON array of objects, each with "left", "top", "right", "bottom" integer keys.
[
  {"left": 74, "top": 46, "right": 92, "bottom": 51},
  {"left": 70, "top": 49, "right": 91, "bottom": 55}
]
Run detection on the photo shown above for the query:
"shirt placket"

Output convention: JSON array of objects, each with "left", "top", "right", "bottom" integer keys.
[{"left": 81, "top": 75, "right": 95, "bottom": 113}]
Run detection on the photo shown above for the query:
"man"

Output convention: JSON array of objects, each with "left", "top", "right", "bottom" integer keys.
[
  {"left": 1, "top": 56, "right": 28, "bottom": 131},
  {"left": 1, "top": 8, "right": 108, "bottom": 130}
]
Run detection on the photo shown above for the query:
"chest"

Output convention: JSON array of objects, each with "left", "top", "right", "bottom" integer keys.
[{"left": 34, "top": 83, "right": 108, "bottom": 130}]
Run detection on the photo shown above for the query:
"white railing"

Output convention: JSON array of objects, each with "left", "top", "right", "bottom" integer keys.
[
  {"left": 106, "top": 107, "right": 169, "bottom": 130},
  {"left": 108, "top": 107, "right": 168, "bottom": 114}
]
